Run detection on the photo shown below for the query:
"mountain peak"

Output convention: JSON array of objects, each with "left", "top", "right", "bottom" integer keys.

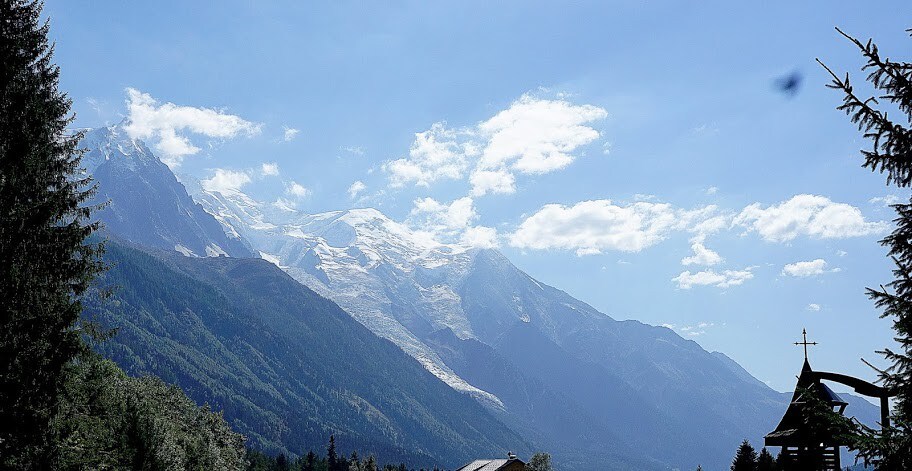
[
  {"left": 340, "top": 207, "right": 387, "bottom": 221},
  {"left": 81, "top": 131, "right": 256, "bottom": 258},
  {"left": 79, "top": 124, "right": 163, "bottom": 177}
]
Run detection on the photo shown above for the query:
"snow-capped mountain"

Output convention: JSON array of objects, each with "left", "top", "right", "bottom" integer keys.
[
  {"left": 191, "top": 188, "right": 505, "bottom": 407},
  {"left": 80, "top": 126, "right": 254, "bottom": 258},
  {"left": 191, "top": 187, "right": 881, "bottom": 470},
  {"left": 79, "top": 131, "right": 880, "bottom": 470}
]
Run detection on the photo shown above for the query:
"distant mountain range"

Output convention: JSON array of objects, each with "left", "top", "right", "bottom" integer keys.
[{"left": 80, "top": 125, "right": 882, "bottom": 470}]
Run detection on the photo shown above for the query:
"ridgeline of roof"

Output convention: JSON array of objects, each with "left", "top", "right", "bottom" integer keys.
[
  {"left": 765, "top": 359, "right": 849, "bottom": 446},
  {"left": 455, "top": 459, "right": 522, "bottom": 471}
]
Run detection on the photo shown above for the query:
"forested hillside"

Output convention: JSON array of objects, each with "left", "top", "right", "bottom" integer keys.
[{"left": 85, "top": 240, "right": 529, "bottom": 468}]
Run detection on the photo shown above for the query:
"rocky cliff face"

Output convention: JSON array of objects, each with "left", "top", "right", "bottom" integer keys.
[{"left": 81, "top": 126, "right": 254, "bottom": 258}]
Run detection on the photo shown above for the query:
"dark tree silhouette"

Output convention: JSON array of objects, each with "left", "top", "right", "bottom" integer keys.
[
  {"left": 0, "top": 0, "right": 104, "bottom": 467},
  {"left": 731, "top": 440, "right": 758, "bottom": 471},
  {"left": 818, "top": 27, "right": 912, "bottom": 470},
  {"left": 302, "top": 450, "right": 318, "bottom": 471},
  {"left": 756, "top": 447, "right": 776, "bottom": 471}
]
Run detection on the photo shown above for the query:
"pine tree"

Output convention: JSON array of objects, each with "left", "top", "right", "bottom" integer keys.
[
  {"left": 818, "top": 27, "right": 912, "bottom": 470},
  {"left": 730, "top": 440, "right": 758, "bottom": 471},
  {"left": 756, "top": 447, "right": 776, "bottom": 471},
  {"left": 527, "top": 452, "right": 553, "bottom": 471},
  {"left": 0, "top": 1, "right": 104, "bottom": 468},
  {"left": 302, "top": 451, "right": 318, "bottom": 471},
  {"left": 364, "top": 455, "right": 378, "bottom": 471},
  {"left": 348, "top": 451, "right": 362, "bottom": 471},
  {"left": 336, "top": 454, "right": 349, "bottom": 471},
  {"left": 327, "top": 435, "right": 340, "bottom": 471},
  {"left": 276, "top": 453, "right": 290, "bottom": 471},
  {"left": 775, "top": 450, "right": 789, "bottom": 471}
]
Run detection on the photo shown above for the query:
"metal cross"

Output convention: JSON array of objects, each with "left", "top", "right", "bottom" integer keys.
[{"left": 794, "top": 328, "right": 818, "bottom": 361}]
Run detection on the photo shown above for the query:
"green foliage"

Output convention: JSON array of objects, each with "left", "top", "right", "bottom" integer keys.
[
  {"left": 0, "top": 3, "right": 251, "bottom": 470},
  {"left": 0, "top": 0, "right": 106, "bottom": 467},
  {"left": 820, "top": 27, "right": 912, "bottom": 470},
  {"left": 527, "top": 452, "right": 553, "bottom": 471},
  {"left": 84, "top": 241, "right": 527, "bottom": 466},
  {"left": 245, "top": 443, "right": 426, "bottom": 471},
  {"left": 730, "top": 440, "right": 757, "bottom": 471},
  {"left": 52, "top": 354, "right": 247, "bottom": 470}
]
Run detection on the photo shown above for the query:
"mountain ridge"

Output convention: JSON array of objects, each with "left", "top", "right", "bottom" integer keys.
[
  {"left": 82, "top": 125, "right": 255, "bottom": 258},
  {"left": 88, "top": 238, "right": 532, "bottom": 467},
  {"left": 81, "top": 128, "right": 883, "bottom": 470}
]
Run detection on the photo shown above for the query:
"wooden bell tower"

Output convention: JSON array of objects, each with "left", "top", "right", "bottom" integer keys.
[{"left": 765, "top": 329, "right": 894, "bottom": 470}]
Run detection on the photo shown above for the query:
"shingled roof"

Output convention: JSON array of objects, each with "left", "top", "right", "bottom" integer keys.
[
  {"left": 454, "top": 457, "right": 525, "bottom": 471},
  {"left": 765, "top": 359, "right": 849, "bottom": 447}
]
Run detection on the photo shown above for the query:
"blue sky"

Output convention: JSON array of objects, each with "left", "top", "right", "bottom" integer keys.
[{"left": 48, "top": 1, "right": 912, "bottom": 393}]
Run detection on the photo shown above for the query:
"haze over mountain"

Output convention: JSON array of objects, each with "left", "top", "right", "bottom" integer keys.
[
  {"left": 87, "top": 240, "right": 529, "bottom": 468},
  {"left": 81, "top": 126, "right": 254, "bottom": 258},
  {"left": 81, "top": 126, "right": 881, "bottom": 470}
]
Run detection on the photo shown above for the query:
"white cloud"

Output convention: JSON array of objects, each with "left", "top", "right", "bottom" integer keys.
[
  {"left": 782, "top": 259, "right": 837, "bottom": 277},
  {"left": 348, "top": 180, "right": 367, "bottom": 199},
  {"left": 733, "top": 194, "right": 888, "bottom": 242},
  {"left": 285, "top": 181, "right": 311, "bottom": 199},
  {"left": 384, "top": 94, "right": 607, "bottom": 197},
  {"left": 509, "top": 199, "right": 723, "bottom": 255},
  {"left": 476, "top": 94, "right": 607, "bottom": 176},
  {"left": 673, "top": 268, "right": 754, "bottom": 289},
  {"left": 275, "top": 181, "right": 314, "bottom": 210},
  {"left": 469, "top": 167, "right": 516, "bottom": 196},
  {"left": 689, "top": 213, "right": 730, "bottom": 239},
  {"left": 410, "top": 196, "right": 477, "bottom": 233},
  {"left": 122, "top": 88, "right": 261, "bottom": 168},
  {"left": 691, "top": 123, "right": 719, "bottom": 136},
  {"left": 407, "top": 197, "right": 499, "bottom": 248},
  {"left": 341, "top": 145, "right": 365, "bottom": 156},
  {"left": 706, "top": 186, "right": 719, "bottom": 195},
  {"left": 261, "top": 162, "right": 280, "bottom": 176},
  {"left": 510, "top": 200, "right": 678, "bottom": 253},
  {"left": 676, "top": 322, "right": 716, "bottom": 337},
  {"left": 201, "top": 169, "right": 252, "bottom": 194},
  {"left": 837, "top": 250, "right": 848, "bottom": 257},
  {"left": 505, "top": 194, "right": 879, "bottom": 263},
  {"left": 460, "top": 225, "right": 499, "bottom": 248},
  {"left": 283, "top": 126, "right": 300, "bottom": 142},
  {"left": 681, "top": 242, "right": 723, "bottom": 266},
  {"left": 384, "top": 123, "right": 471, "bottom": 187},
  {"left": 870, "top": 195, "right": 902, "bottom": 206},
  {"left": 807, "top": 303, "right": 821, "bottom": 312},
  {"left": 272, "top": 181, "right": 312, "bottom": 212}
]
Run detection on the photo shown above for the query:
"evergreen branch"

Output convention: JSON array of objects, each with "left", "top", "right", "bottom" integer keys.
[{"left": 835, "top": 27, "right": 911, "bottom": 90}]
